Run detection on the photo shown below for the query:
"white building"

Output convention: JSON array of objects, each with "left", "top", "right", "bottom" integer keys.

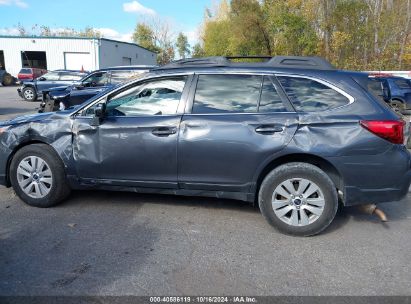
[{"left": 0, "top": 36, "right": 157, "bottom": 76}]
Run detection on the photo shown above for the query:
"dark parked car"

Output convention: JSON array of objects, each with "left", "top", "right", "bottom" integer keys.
[
  {"left": 368, "top": 76, "right": 411, "bottom": 113},
  {"left": 1, "top": 56, "right": 410, "bottom": 236},
  {"left": 17, "top": 67, "right": 47, "bottom": 82},
  {"left": 39, "top": 66, "right": 153, "bottom": 112},
  {"left": 17, "top": 70, "right": 87, "bottom": 101}
]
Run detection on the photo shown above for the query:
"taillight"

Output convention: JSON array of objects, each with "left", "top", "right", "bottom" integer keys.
[{"left": 360, "top": 120, "right": 406, "bottom": 144}]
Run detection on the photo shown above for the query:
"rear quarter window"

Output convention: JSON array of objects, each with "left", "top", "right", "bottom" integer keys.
[{"left": 277, "top": 76, "right": 350, "bottom": 112}]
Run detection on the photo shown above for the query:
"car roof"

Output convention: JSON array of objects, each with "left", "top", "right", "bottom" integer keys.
[
  {"left": 53, "top": 69, "right": 87, "bottom": 73},
  {"left": 146, "top": 57, "right": 369, "bottom": 92},
  {"left": 153, "top": 56, "right": 336, "bottom": 71},
  {"left": 96, "top": 65, "right": 156, "bottom": 72}
]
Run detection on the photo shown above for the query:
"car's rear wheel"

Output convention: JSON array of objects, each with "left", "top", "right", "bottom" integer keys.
[
  {"left": 22, "top": 87, "right": 37, "bottom": 101},
  {"left": 10, "top": 144, "right": 71, "bottom": 207},
  {"left": 259, "top": 162, "right": 338, "bottom": 236},
  {"left": 390, "top": 100, "right": 404, "bottom": 114}
]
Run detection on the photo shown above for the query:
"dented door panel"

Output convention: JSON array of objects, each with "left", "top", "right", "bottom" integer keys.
[
  {"left": 178, "top": 113, "right": 299, "bottom": 191},
  {"left": 72, "top": 115, "right": 181, "bottom": 188}
]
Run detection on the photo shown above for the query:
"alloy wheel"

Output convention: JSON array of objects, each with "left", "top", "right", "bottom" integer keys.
[
  {"left": 16, "top": 156, "right": 53, "bottom": 198},
  {"left": 24, "top": 89, "right": 34, "bottom": 100},
  {"left": 271, "top": 178, "right": 325, "bottom": 226}
]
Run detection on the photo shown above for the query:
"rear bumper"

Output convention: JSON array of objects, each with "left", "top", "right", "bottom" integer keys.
[
  {"left": 329, "top": 145, "right": 411, "bottom": 206},
  {"left": 344, "top": 172, "right": 411, "bottom": 205}
]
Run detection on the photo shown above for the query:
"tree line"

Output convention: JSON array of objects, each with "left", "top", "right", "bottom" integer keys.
[
  {"left": 133, "top": 0, "right": 411, "bottom": 70},
  {"left": 200, "top": 0, "right": 411, "bottom": 70}
]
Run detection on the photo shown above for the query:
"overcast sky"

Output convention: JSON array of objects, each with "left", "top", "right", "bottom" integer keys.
[{"left": 0, "top": 0, "right": 213, "bottom": 45}]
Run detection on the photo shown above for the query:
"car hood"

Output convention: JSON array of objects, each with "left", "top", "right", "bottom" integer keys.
[
  {"left": 21, "top": 80, "right": 36, "bottom": 86},
  {"left": 0, "top": 112, "right": 56, "bottom": 127},
  {"left": 0, "top": 109, "right": 76, "bottom": 127},
  {"left": 48, "top": 85, "right": 71, "bottom": 92}
]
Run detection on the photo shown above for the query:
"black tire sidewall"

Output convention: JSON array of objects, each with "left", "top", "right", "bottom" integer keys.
[
  {"left": 10, "top": 144, "right": 70, "bottom": 207},
  {"left": 259, "top": 163, "right": 338, "bottom": 236}
]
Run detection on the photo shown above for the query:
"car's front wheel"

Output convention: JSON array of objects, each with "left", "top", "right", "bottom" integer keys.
[
  {"left": 259, "top": 162, "right": 338, "bottom": 236},
  {"left": 10, "top": 144, "right": 71, "bottom": 207},
  {"left": 22, "top": 87, "right": 37, "bottom": 101}
]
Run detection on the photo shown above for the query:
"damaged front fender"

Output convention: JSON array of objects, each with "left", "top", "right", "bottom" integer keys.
[{"left": 0, "top": 112, "right": 76, "bottom": 186}]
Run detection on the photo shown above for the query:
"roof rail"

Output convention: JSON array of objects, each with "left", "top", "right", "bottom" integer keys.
[
  {"left": 267, "top": 56, "right": 335, "bottom": 70},
  {"left": 155, "top": 56, "right": 335, "bottom": 70}
]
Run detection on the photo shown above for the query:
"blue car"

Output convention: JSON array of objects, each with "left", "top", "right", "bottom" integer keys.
[
  {"left": 17, "top": 70, "right": 87, "bottom": 101},
  {"left": 368, "top": 76, "right": 411, "bottom": 113},
  {"left": 1, "top": 56, "right": 410, "bottom": 236},
  {"left": 39, "top": 66, "right": 154, "bottom": 112}
]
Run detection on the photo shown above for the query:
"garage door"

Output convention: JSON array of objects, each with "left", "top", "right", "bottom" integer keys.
[{"left": 64, "top": 52, "right": 93, "bottom": 71}]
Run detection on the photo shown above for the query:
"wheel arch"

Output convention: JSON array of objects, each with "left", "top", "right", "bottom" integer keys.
[
  {"left": 390, "top": 97, "right": 405, "bottom": 103},
  {"left": 22, "top": 84, "right": 36, "bottom": 89},
  {"left": 254, "top": 153, "right": 343, "bottom": 201}
]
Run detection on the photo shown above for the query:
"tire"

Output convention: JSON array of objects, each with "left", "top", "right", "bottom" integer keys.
[
  {"left": 390, "top": 100, "right": 405, "bottom": 114},
  {"left": 9, "top": 144, "right": 71, "bottom": 207},
  {"left": 2, "top": 73, "right": 13, "bottom": 86},
  {"left": 258, "top": 162, "right": 338, "bottom": 236},
  {"left": 22, "top": 87, "right": 37, "bottom": 101}
]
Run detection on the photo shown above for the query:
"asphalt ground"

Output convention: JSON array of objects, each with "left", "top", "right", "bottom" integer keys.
[{"left": 0, "top": 85, "right": 411, "bottom": 296}]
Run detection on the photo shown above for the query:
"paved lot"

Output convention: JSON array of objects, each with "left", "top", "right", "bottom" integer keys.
[
  {"left": 0, "top": 86, "right": 39, "bottom": 120},
  {"left": 0, "top": 85, "right": 411, "bottom": 296}
]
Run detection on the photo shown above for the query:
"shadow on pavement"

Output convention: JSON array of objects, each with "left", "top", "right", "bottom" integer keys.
[{"left": 66, "top": 189, "right": 257, "bottom": 213}]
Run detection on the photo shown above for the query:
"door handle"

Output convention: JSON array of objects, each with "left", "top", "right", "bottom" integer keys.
[
  {"left": 255, "top": 125, "right": 283, "bottom": 134},
  {"left": 152, "top": 127, "right": 177, "bottom": 136}
]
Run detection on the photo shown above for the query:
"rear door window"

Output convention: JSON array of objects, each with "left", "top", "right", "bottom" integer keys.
[
  {"left": 277, "top": 76, "right": 350, "bottom": 112},
  {"left": 192, "top": 74, "right": 261, "bottom": 113},
  {"left": 258, "top": 77, "right": 287, "bottom": 112}
]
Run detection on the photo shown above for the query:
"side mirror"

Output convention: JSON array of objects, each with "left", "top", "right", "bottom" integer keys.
[
  {"left": 95, "top": 103, "right": 106, "bottom": 118},
  {"left": 38, "top": 77, "right": 46, "bottom": 81},
  {"left": 90, "top": 103, "right": 106, "bottom": 126}
]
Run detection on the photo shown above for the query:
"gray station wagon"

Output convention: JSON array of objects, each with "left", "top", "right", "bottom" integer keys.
[{"left": 1, "top": 56, "right": 410, "bottom": 236}]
